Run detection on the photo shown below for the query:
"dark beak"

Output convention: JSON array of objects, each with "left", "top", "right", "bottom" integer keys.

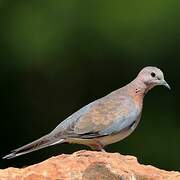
[{"left": 162, "top": 80, "right": 171, "bottom": 90}]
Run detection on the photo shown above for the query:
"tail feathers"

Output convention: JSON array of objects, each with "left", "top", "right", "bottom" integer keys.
[{"left": 3, "top": 135, "right": 64, "bottom": 159}]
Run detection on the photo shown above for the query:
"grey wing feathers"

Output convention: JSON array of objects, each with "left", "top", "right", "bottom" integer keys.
[
  {"left": 51, "top": 102, "right": 95, "bottom": 136},
  {"left": 52, "top": 96, "right": 139, "bottom": 139},
  {"left": 99, "top": 111, "right": 137, "bottom": 136},
  {"left": 76, "top": 111, "right": 138, "bottom": 138}
]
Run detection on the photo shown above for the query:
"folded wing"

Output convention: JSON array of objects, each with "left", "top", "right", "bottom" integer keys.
[{"left": 71, "top": 95, "right": 138, "bottom": 138}]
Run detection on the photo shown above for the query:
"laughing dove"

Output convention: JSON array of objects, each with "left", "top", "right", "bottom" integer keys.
[{"left": 3, "top": 66, "right": 170, "bottom": 159}]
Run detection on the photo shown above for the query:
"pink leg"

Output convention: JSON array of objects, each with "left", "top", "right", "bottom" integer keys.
[{"left": 89, "top": 142, "right": 105, "bottom": 152}]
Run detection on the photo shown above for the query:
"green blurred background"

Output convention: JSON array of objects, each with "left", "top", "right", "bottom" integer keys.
[{"left": 0, "top": 0, "right": 179, "bottom": 170}]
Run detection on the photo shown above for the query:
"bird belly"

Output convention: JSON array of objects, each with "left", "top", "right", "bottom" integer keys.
[{"left": 66, "top": 137, "right": 98, "bottom": 147}]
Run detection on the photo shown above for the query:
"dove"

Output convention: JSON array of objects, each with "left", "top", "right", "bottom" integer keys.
[{"left": 3, "top": 66, "right": 170, "bottom": 159}]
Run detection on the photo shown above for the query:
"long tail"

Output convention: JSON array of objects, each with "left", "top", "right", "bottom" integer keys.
[{"left": 3, "top": 134, "right": 65, "bottom": 159}]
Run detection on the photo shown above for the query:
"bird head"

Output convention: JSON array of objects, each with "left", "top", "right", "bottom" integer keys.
[{"left": 137, "top": 66, "right": 171, "bottom": 92}]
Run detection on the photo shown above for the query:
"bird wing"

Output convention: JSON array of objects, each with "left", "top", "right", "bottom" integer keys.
[{"left": 71, "top": 95, "right": 138, "bottom": 138}]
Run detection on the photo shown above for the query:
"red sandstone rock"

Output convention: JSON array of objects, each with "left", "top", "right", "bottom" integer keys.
[{"left": 0, "top": 151, "right": 179, "bottom": 180}]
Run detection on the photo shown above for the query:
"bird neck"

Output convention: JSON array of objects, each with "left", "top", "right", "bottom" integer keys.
[{"left": 126, "top": 78, "right": 147, "bottom": 106}]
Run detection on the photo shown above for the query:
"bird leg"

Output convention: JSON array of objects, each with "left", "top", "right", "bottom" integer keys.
[{"left": 89, "top": 142, "right": 105, "bottom": 152}]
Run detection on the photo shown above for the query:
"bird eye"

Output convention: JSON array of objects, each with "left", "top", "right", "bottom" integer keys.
[{"left": 151, "top": 72, "right": 156, "bottom": 77}]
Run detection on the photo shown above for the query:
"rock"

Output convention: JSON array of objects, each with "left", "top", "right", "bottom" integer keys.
[{"left": 0, "top": 151, "right": 179, "bottom": 180}]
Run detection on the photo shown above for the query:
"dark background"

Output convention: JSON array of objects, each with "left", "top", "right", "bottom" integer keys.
[{"left": 0, "top": 0, "right": 179, "bottom": 170}]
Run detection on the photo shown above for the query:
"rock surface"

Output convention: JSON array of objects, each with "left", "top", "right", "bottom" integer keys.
[{"left": 0, "top": 151, "right": 179, "bottom": 180}]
